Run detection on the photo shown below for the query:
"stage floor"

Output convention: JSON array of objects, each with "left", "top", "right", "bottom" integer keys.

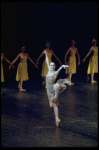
[{"left": 1, "top": 75, "right": 98, "bottom": 147}]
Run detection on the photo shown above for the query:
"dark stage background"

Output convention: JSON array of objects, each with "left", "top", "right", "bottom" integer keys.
[{"left": 1, "top": 2, "right": 98, "bottom": 82}]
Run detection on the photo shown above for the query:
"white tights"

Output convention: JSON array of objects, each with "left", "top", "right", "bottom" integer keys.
[
  {"left": 53, "top": 83, "right": 66, "bottom": 99},
  {"left": 53, "top": 103, "right": 59, "bottom": 121}
]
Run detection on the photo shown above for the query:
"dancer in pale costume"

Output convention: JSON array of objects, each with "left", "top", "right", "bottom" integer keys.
[
  {"left": 82, "top": 39, "right": 98, "bottom": 83},
  {"left": 65, "top": 40, "right": 80, "bottom": 85},
  {"left": 1, "top": 53, "right": 14, "bottom": 94},
  {"left": 44, "top": 50, "right": 70, "bottom": 126},
  {"left": 36, "top": 41, "right": 62, "bottom": 87},
  {"left": 9, "top": 46, "right": 38, "bottom": 91}
]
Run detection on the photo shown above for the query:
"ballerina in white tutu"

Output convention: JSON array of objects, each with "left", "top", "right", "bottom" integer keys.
[{"left": 44, "top": 50, "right": 70, "bottom": 126}]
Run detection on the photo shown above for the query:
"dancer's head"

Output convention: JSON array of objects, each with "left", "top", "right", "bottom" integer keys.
[
  {"left": 71, "top": 40, "right": 75, "bottom": 45},
  {"left": 21, "top": 46, "right": 25, "bottom": 52},
  {"left": 46, "top": 41, "right": 50, "bottom": 48},
  {"left": 92, "top": 39, "right": 97, "bottom": 45},
  {"left": 49, "top": 62, "right": 56, "bottom": 71}
]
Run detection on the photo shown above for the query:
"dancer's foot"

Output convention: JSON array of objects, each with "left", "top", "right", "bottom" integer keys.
[
  {"left": 19, "top": 87, "right": 26, "bottom": 91},
  {"left": 56, "top": 118, "right": 61, "bottom": 127},
  {"left": 68, "top": 82, "right": 74, "bottom": 85},
  {"left": 18, "top": 84, "right": 20, "bottom": 88},
  {"left": 64, "top": 79, "right": 70, "bottom": 85},
  {"left": 91, "top": 80, "right": 97, "bottom": 83}
]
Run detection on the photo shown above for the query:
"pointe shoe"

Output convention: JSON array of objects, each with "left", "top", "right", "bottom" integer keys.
[
  {"left": 68, "top": 82, "right": 74, "bottom": 85},
  {"left": 56, "top": 118, "right": 61, "bottom": 127},
  {"left": 91, "top": 80, "right": 97, "bottom": 83},
  {"left": 64, "top": 79, "right": 70, "bottom": 85},
  {"left": 19, "top": 87, "right": 26, "bottom": 91}
]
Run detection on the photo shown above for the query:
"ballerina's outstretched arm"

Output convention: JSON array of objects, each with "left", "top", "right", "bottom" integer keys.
[
  {"left": 27, "top": 54, "right": 39, "bottom": 69},
  {"left": 51, "top": 50, "right": 62, "bottom": 65},
  {"left": 36, "top": 50, "right": 45, "bottom": 66},
  {"left": 82, "top": 47, "right": 93, "bottom": 62},
  {"left": 44, "top": 50, "right": 50, "bottom": 71},
  {"left": 44, "top": 50, "right": 69, "bottom": 75},
  {"left": 54, "top": 65, "right": 69, "bottom": 77}
]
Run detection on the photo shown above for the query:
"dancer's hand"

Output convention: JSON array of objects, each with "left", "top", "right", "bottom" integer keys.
[
  {"left": 12, "top": 65, "right": 15, "bottom": 69},
  {"left": 36, "top": 66, "right": 39, "bottom": 69},
  {"left": 36, "top": 61, "right": 39, "bottom": 66},
  {"left": 35, "top": 64, "right": 39, "bottom": 69},
  {"left": 60, "top": 62, "right": 62, "bottom": 66},
  {"left": 82, "top": 59, "right": 85, "bottom": 62},
  {"left": 65, "top": 61, "right": 67, "bottom": 65},
  {"left": 9, "top": 65, "right": 12, "bottom": 70},
  {"left": 62, "top": 65, "right": 69, "bottom": 69},
  {"left": 78, "top": 61, "right": 80, "bottom": 66}
]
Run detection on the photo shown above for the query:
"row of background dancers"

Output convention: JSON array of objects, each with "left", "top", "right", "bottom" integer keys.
[
  {"left": 1, "top": 38, "right": 98, "bottom": 126},
  {"left": 1, "top": 38, "right": 98, "bottom": 93}
]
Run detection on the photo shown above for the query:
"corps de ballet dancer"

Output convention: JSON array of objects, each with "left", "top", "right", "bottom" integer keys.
[
  {"left": 82, "top": 39, "right": 98, "bottom": 83},
  {"left": 1, "top": 53, "right": 14, "bottom": 94},
  {"left": 9, "top": 46, "right": 38, "bottom": 91},
  {"left": 44, "top": 50, "right": 70, "bottom": 126},
  {"left": 65, "top": 40, "right": 80, "bottom": 85},
  {"left": 36, "top": 41, "right": 62, "bottom": 87}
]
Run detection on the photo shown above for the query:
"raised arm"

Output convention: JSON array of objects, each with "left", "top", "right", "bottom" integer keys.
[
  {"left": 64, "top": 48, "right": 71, "bottom": 64},
  {"left": 55, "top": 65, "right": 69, "bottom": 77},
  {"left": 82, "top": 47, "right": 93, "bottom": 62},
  {"left": 44, "top": 50, "right": 50, "bottom": 70},
  {"left": 36, "top": 50, "right": 45, "bottom": 65},
  {"left": 27, "top": 54, "right": 39, "bottom": 69},
  {"left": 51, "top": 50, "right": 62, "bottom": 65}
]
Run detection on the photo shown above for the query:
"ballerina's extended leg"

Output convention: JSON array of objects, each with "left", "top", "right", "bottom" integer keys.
[
  {"left": 59, "top": 85, "right": 66, "bottom": 94},
  {"left": 52, "top": 103, "right": 61, "bottom": 126},
  {"left": 51, "top": 83, "right": 60, "bottom": 101}
]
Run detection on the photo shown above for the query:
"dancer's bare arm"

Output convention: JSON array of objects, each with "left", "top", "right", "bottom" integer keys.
[
  {"left": 11, "top": 54, "right": 20, "bottom": 65},
  {"left": 3, "top": 54, "right": 12, "bottom": 65},
  {"left": 9, "top": 54, "right": 20, "bottom": 70},
  {"left": 82, "top": 47, "right": 93, "bottom": 62},
  {"left": 51, "top": 50, "right": 62, "bottom": 65},
  {"left": 26, "top": 53, "right": 39, "bottom": 69},
  {"left": 44, "top": 50, "right": 50, "bottom": 70},
  {"left": 55, "top": 65, "right": 69, "bottom": 76},
  {"left": 76, "top": 49, "right": 80, "bottom": 65},
  {"left": 36, "top": 50, "right": 45, "bottom": 65},
  {"left": 64, "top": 48, "right": 71, "bottom": 64}
]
